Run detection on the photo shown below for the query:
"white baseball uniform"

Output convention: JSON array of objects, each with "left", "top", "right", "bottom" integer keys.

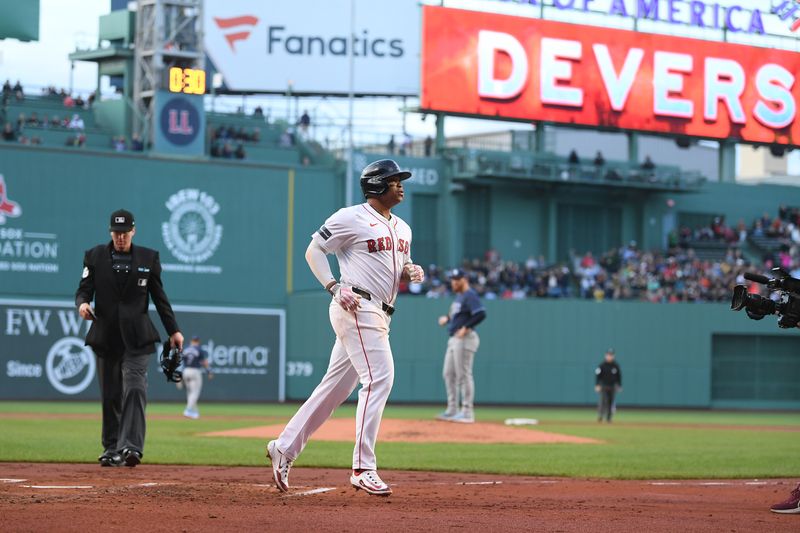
[{"left": 275, "top": 202, "right": 412, "bottom": 470}]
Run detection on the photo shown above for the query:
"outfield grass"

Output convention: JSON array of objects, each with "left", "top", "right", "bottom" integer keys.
[{"left": 1, "top": 402, "right": 798, "bottom": 479}]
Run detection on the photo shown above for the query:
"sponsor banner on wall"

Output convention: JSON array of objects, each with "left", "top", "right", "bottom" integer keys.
[
  {"left": 0, "top": 174, "right": 60, "bottom": 276},
  {"left": 204, "top": 0, "right": 420, "bottom": 95},
  {"left": 0, "top": 299, "right": 285, "bottom": 402},
  {"left": 161, "top": 188, "right": 224, "bottom": 275},
  {"left": 421, "top": 5, "right": 800, "bottom": 145}
]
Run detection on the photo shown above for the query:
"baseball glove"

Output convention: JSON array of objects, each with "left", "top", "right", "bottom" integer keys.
[{"left": 160, "top": 341, "right": 183, "bottom": 383}]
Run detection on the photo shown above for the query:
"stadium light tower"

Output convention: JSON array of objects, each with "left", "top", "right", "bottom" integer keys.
[{"left": 133, "top": 0, "right": 204, "bottom": 147}]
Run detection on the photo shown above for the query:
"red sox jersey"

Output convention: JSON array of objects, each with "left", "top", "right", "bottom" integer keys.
[{"left": 314, "top": 202, "right": 412, "bottom": 306}]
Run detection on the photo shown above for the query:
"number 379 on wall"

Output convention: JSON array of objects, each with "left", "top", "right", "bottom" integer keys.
[{"left": 286, "top": 361, "right": 314, "bottom": 377}]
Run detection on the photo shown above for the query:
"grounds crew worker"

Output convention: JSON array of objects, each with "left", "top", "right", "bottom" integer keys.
[
  {"left": 595, "top": 348, "right": 622, "bottom": 423},
  {"left": 76, "top": 209, "right": 183, "bottom": 467}
]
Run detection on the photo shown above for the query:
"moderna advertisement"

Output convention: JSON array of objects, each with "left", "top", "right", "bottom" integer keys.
[{"left": 421, "top": 5, "right": 800, "bottom": 145}]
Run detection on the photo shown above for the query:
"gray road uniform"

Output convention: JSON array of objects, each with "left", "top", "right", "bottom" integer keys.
[{"left": 442, "top": 288, "right": 486, "bottom": 419}]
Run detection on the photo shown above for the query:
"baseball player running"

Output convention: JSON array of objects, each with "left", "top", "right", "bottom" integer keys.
[{"left": 267, "top": 159, "right": 424, "bottom": 496}]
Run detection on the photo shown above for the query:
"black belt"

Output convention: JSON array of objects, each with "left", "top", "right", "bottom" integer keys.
[{"left": 352, "top": 287, "right": 394, "bottom": 316}]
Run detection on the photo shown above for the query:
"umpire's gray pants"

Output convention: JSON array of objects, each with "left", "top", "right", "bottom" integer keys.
[
  {"left": 96, "top": 351, "right": 150, "bottom": 455},
  {"left": 443, "top": 331, "right": 480, "bottom": 416}
]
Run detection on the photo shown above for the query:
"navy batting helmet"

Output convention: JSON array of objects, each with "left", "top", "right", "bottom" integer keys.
[{"left": 360, "top": 159, "right": 411, "bottom": 198}]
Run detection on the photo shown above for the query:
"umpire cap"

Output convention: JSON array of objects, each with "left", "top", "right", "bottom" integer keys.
[
  {"left": 109, "top": 209, "right": 135, "bottom": 232},
  {"left": 360, "top": 159, "right": 411, "bottom": 198}
]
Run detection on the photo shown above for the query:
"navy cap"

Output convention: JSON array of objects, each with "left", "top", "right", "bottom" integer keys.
[
  {"left": 448, "top": 268, "right": 466, "bottom": 280},
  {"left": 191, "top": 335, "right": 201, "bottom": 341},
  {"left": 109, "top": 209, "right": 135, "bottom": 232},
  {"left": 606, "top": 348, "right": 615, "bottom": 355}
]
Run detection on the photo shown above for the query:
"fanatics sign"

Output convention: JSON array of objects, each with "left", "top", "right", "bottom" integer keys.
[{"left": 421, "top": 6, "right": 800, "bottom": 145}]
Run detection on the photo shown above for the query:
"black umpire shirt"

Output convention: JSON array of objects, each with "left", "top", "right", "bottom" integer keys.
[
  {"left": 595, "top": 361, "right": 622, "bottom": 388},
  {"left": 75, "top": 242, "right": 179, "bottom": 356}
]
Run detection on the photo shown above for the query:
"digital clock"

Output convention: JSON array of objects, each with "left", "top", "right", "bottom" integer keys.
[{"left": 168, "top": 67, "right": 206, "bottom": 95}]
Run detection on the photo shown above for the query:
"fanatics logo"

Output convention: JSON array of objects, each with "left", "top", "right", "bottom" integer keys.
[{"left": 214, "top": 15, "right": 259, "bottom": 51}]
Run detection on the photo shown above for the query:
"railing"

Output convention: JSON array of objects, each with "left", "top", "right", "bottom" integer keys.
[{"left": 448, "top": 148, "right": 707, "bottom": 190}]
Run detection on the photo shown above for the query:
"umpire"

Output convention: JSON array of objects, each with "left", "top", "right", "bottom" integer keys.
[
  {"left": 76, "top": 209, "right": 183, "bottom": 467},
  {"left": 594, "top": 348, "right": 622, "bottom": 423}
]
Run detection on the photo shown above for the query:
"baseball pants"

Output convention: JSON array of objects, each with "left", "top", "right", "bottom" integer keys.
[
  {"left": 182, "top": 367, "right": 203, "bottom": 412},
  {"left": 597, "top": 385, "right": 617, "bottom": 422},
  {"left": 443, "top": 331, "right": 479, "bottom": 416},
  {"left": 96, "top": 350, "right": 150, "bottom": 455},
  {"left": 276, "top": 299, "right": 394, "bottom": 471}
]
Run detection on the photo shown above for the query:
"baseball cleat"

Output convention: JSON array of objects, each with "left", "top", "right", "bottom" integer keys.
[
  {"left": 266, "top": 440, "right": 293, "bottom": 492},
  {"left": 98, "top": 451, "right": 123, "bottom": 467},
  {"left": 122, "top": 449, "right": 142, "bottom": 467},
  {"left": 350, "top": 470, "right": 392, "bottom": 496},
  {"left": 770, "top": 483, "right": 800, "bottom": 514},
  {"left": 435, "top": 411, "right": 456, "bottom": 421},
  {"left": 450, "top": 412, "right": 475, "bottom": 424}
]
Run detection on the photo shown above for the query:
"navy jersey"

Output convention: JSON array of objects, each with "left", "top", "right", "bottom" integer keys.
[
  {"left": 182, "top": 344, "right": 208, "bottom": 369},
  {"left": 448, "top": 288, "right": 485, "bottom": 336}
]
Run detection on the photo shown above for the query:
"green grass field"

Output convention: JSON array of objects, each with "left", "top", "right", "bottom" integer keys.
[{"left": 1, "top": 401, "right": 798, "bottom": 479}]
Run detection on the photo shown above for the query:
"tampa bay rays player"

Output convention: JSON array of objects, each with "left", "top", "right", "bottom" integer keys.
[{"left": 267, "top": 159, "right": 424, "bottom": 496}]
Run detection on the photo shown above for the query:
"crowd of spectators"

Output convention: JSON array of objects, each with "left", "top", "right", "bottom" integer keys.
[
  {"left": 404, "top": 207, "right": 800, "bottom": 304},
  {"left": 209, "top": 124, "right": 262, "bottom": 159}
]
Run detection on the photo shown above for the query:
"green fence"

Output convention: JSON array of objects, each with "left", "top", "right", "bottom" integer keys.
[{"left": 286, "top": 293, "right": 800, "bottom": 409}]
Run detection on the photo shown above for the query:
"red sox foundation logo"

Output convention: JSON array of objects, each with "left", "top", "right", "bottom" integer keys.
[
  {"left": 214, "top": 15, "right": 259, "bottom": 51},
  {"left": 0, "top": 174, "right": 22, "bottom": 225}
]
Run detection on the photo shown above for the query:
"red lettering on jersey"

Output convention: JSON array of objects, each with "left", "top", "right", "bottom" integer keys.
[
  {"left": 367, "top": 239, "right": 377, "bottom": 253},
  {"left": 377, "top": 238, "right": 386, "bottom": 252},
  {"left": 386, "top": 236, "right": 393, "bottom": 250},
  {"left": 397, "top": 238, "right": 405, "bottom": 252},
  {"left": 404, "top": 241, "right": 409, "bottom": 254}
]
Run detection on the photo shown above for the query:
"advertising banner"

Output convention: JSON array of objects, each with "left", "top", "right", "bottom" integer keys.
[
  {"left": 203, "top": 0, "right": 420, "bottom": 95},
  {"left": 421, "top": 5, "right": 800, "bottom": 145},
  {"left": 0, "top": 299, "right": 285, "bottom": 402}
]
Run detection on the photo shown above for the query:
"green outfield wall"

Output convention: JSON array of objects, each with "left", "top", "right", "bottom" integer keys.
[
  {"left": 1, "top": 144, "right": 799, "bottom": 407},
  {"left": 286, "top": 293, "right": 800, "bottom": 410}
]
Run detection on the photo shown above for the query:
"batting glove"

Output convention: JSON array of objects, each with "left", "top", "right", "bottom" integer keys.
[
  {"left": 405, "top": 263, "right": 425, "bottom": 283},
  {"left": 330, "top": 283, "right": 361, "bottom": 312}
]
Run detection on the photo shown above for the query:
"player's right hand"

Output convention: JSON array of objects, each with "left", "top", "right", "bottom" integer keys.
[
  {"left": 437, "top": 315, "right": 448, "bottom": 326},
  {"left": 594, "top": 385, "right": 601, "bottom": 393},
  {"left": 78, "top": 303, "right": 96, "bottom": 321},
  {"left": 333, "top": 284, "right": 361, "bottom": 312}
]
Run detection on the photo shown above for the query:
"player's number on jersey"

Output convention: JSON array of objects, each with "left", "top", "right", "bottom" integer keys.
[{"left": 287, "top": 361, "right": 314, "bottom": 377}]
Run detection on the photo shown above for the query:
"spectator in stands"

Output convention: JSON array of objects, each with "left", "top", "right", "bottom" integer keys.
[
  {"left": 298, "top": 110, "right": 310, "bottom": 135},
  {"left": 26, "top": 112, "right": 41, "bottom": 127},
  {"left": 75, "top": 95, "right": 85, "bottom": 108},
  {"left": 641, "top": 155, "right": 655, "bottom": 171},
  {"left": 253, "top": 106, "right": 264, "bottom": 118},
  {"left": 15, "top": 113, "right": 26, "bottom": 133},
  {"left": 234, "top": 143, "right": 246, "bottom": 160},
  {"left": 13, "top": 80, "right": 23, "bottom": 101},
  {"left": 2, "top": 80, "right": 10, "bottom": 95},
  {"left": 63, "top": 94, "right": 75, "bottom": 108},
  {"left": 113, "top": 136, "right": 127, "bottom": 152},
  {"left": 65, "top": 134, "right": 86, "bottom": 147},
  {"left": 68, "top": 114, "right": 85, "bottom": 131},
  {"left": 593, "top": 151, "right": 605, "bottom": 179},
  {"left": 221, "top": 141, "right": 234, "bottom": 158},
  {"left": 50, "top": 115, "right": 62, "bottom": 128},
  {"left": 387, "top": 135, "right": 396, "bottom": 154},
  {"left": 87, "top": 92, "right": 96, "bottom": 108},
  {"left": 2, "top": 123, "right": 16, "bottom": 142},
  {"left": 131, "top": 133, "right": 144, "bottom": 152},
  {"left": 568, "top": 150, "right": 579, "bottom": 164},
  {"left": 424, "top": 135, "right": 434, "bottom": 157},
  {"left": 252, "top": 127, "right": 261, "bottom": 142}
]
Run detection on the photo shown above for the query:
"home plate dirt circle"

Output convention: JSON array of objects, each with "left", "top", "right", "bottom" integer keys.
[{"left": 201, "top": 418, "right": 601, "bottom": 444}]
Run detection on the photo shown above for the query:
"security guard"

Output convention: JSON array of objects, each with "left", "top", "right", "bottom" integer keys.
[
  {"left": 594, "top": 348, "right": 622, "bottom": 423},
  {"left": 76, "top": 209, "right": 183, "bottom": 467}
]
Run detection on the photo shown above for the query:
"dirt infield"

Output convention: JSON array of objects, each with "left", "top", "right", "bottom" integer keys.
[
  {"left": 202, "top": 418, "right": 601, "bottom": 444},
  {"left": 1, "top": 463, "right": 797, "bottom": 532}
]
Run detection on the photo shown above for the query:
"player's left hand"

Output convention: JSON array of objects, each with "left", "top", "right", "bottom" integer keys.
[
  {"left": 456, "top": 327, "right": 469, "bottom": 338},
  {"left": 170, "top": 331, "right": 184, "bottom": 351},
  {"left": 404, "top": 263, "right": 425, "bottom": 283}
]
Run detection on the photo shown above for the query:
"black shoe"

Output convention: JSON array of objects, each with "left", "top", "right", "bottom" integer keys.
[
  {"left": 98, "top": 451, "right": 123, "bottom": 467},
  {"left": 122, "top": 448, "right": 142, "bottom": 467}
]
